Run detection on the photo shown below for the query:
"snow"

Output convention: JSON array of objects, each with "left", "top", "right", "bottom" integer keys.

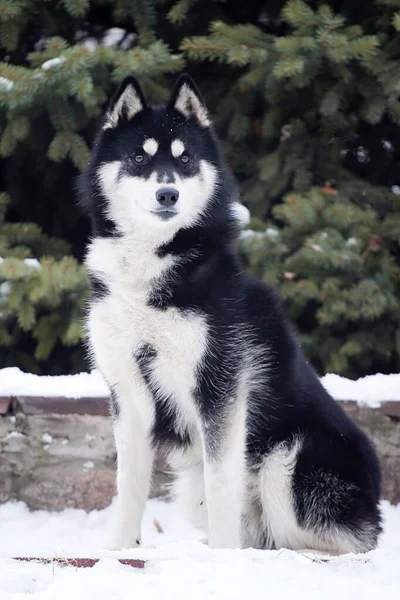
[
  {"left": 239, "top": 229, "right": 263, "bottom": 239},
  {"left": 265, "top": 226, "right": 279, "bottom": 237},
  {"left": 82, "top": 30, "right": 136, "bottom": 51},
  {"left": 83, "top": 38, "right": 98, "bottom": 52},
  {"left": 41, "top": 57, "right": 66, "bottom": 71},
  {"left": 0, "top": 367, "right": 110, "bottom": 399},
  {"left": 102, "top": 27, "right": 126, "bottom": 47},
  {"left": 320, "top": 373, "right": 400, "bottom": 406},
  {"left": 1, "top": 368, "right": 399, "bottom": 407},
  {"left": 310, "top": 243, "right": 323, "bottom": 252},
  {"left": 0, "top": 257, "right": 40, "bottom": 269},
  {"left": 41, "top": 433, "right": 53, "bottom": 445},
  {"left": 0, "top": 77, "right": 14, "bottom": 91},
  {"left": 382, "top": 139, "right": 393, "bottom": 151},
  {"left": 6, "top": 431, "right": 25, "bottom": 439},
  {"left": 239, "top": 227, "right": 280, "bottom": 239},
  {"left": 23, "top": 258, "right": 40, "bottom": 269},
  {"left": 0, "top": 498, "right": 398, "bottom": 600},
  {"left": 120, "top": 32, "right": 137, "bottom": 50},
  {"left": 0, "top": 281, "right": 11, "bottom": 296},
  {"left": 240, "top": 226, "right": 280, "bottom": 239}
]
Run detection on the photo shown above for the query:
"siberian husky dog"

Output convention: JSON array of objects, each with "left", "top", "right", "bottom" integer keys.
[{"left": 79, "top": 74, "right": 381, "bottom": 553}]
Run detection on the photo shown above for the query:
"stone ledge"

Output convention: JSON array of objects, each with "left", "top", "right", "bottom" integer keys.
[
  {"left": 1, "top": 399, "right": 399, "bottom": 510},
  {"left": 10, "top": 395, "right": 110, "bottom": 416},
  {"left": 1, "top": 394, "right": 400, "bottom": 419},
  {"left": 0, "top": 397, "right": 11, "bottom": 414}
]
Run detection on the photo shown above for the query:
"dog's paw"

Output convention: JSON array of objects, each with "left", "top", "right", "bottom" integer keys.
[
  {"left": 199, "top": 537, "right": 209, "bottom": 545},
  {"left": 105, "top": 534, "right": 142, "bottom": 551}
]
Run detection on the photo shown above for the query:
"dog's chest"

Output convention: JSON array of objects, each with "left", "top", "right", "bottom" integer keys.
[{"left": 86, "top": 237, "right": 208, "bottom": 414}]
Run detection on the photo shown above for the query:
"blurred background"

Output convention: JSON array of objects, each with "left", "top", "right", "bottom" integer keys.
[{"left": 0, "top": 0, "right": 399, "bottom": 379}]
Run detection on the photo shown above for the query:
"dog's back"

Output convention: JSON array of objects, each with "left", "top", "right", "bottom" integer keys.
[{"left": 80, "top": 74, "right": 381, "bottom": 552}]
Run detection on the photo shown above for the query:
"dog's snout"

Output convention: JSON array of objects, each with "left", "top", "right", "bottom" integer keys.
[{"left": 156, "top": 187, "right": 179, "bottom": 207}]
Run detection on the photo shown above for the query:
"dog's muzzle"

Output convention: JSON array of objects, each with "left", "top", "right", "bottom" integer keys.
[{"left": 153, "top": 187, "right": 179, "bottom": 219}]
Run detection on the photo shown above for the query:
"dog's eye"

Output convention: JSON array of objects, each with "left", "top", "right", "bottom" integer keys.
[
  {"left": 134, "top": 153, "right": 144, "bottom": 164},
  {"left": 180, "top": 152, "right": 190, "bottom": 165}
]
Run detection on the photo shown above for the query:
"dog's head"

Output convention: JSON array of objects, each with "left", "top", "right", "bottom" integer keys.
[{"left": 83, "top": 75, "right": 234, "bottom": 237}]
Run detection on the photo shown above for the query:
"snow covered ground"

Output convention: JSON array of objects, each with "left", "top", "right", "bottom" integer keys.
[
  {"left": 1, "top": 366, "right": 399, "bottom": 597},
  {"left": 1, "top": 367, "right": 400, "bottom": 407},
  {"left": 0, "top": 498, "right": 399, "bottom": 600}
]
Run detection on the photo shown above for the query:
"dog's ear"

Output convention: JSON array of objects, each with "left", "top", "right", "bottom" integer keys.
[
  {"left": 169, "top": 74, "right": 211, "bottom": 128},
  {"left": 103, "top": 76, "right": 147, "bottom": 130}
]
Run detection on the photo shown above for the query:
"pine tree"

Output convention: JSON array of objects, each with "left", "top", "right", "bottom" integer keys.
[
  {"left": 238, "top": 186, "right": 400, "bottom": 376},
  {"left": 0, "top": 0, "right": 187, "bottom": 373},
  {"left": 183, "top": 1, "right": 400, "bottom": 377},
  {"left": 0, "top": 193, "right": 88, "bottom": 373},
  {"left": 1, "top": 0, "right": 399, "bottom": 377}
]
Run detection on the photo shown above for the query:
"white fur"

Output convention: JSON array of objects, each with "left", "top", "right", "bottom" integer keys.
[
  {"left": 143, "top": 138, "right": 158, "bottom": 156},
  {"left": 103, "top": 84, "right": 144, "bottom": 130},
  {"left": 97, "top": 160, "right": 218, "bottom": 235},
  {"left": 174, "top": 83, "right": 211, "bottom": 128},
  {"left": 171, "top": 139, "right": 185, "bottom": 157},
  {"left": 202, "top": 395, "right": 247, "bottom": 548},
  {"left": 106, "top": 378, "right": 154, "bottom": 549},
  {"left": 86, "top": 230, "right": 209, "bottom": 549},
  {"left": 174, "top": 463, "right": 208, "bottom": 531},
  {"left": 258, "top": 439, "right": 307, "bottom": 549}
]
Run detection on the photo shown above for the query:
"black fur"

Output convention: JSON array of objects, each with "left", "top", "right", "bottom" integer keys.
[
  {"left": 109, "top": 387, "right": 120, "bottom": 419},
  {"left": 135, "top": 344, "right": 192, "bottom": 453},
  {"left": 88, "top": 273, "right": 109, "bottom": 301}
]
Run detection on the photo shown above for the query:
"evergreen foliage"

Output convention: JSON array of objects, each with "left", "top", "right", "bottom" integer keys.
[
  {"left": 238, "top": 185, "right": 400, "bottom": 376},
  {"left": 0, "top": 0, "right": 399, "bottom": 377},
  {"left": 0, "top": 192, "right": 88, "bottom": 373}
]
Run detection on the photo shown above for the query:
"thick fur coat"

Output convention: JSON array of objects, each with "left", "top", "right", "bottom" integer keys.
[{"left": 79, "top": 75, "right": 382, "bottom": 553}]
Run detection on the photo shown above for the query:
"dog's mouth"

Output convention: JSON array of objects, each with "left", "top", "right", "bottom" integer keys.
[{"left": 151, "top": 210, "right": 178, "bottom": 221}]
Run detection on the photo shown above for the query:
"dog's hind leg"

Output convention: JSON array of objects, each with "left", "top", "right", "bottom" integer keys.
[{"left": 258, "top": 436, "right": 382, "bottom": 554}]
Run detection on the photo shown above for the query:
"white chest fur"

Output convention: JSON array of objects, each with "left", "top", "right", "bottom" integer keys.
[{"left": 85, "top": 235, "right": 208, "bottom": 431}]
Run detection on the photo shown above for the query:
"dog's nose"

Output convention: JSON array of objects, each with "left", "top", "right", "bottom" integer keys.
[{"left": 156, "top": 187, "right": 179, "bottom": 207}]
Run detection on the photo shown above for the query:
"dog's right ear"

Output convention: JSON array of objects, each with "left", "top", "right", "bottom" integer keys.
[{"left": 103, "top": 76, "right": 147, "bottom": 130}]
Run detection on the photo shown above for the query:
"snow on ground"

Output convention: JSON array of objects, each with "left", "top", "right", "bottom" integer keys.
[
  {"left": 0, "top": 368, "right": 110, "bottom": 399},
  {"left": 1, "top": 366, "right": 399, "bottom": 407},
  {"left": 0, "top": 498, "right": 399, "bottom": 600},
  {"left": 321, "top": 372, "right": 400, "bottom": 406}
]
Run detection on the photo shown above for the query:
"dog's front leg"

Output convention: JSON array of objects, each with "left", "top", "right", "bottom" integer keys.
[
  {"left": 201, "top": 398, "right": 246, "bottom": 549},
  {"left": 107, "top": 384, "right": 154, "bottom": 550}
]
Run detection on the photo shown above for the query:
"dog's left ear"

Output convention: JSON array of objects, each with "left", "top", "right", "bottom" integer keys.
[{"left": 169, "top": 75, "right": 211, "bottom": 128}]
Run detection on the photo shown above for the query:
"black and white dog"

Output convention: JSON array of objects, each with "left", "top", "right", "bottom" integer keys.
[{"left": 79, "top": 75, "right": 381, "bottom": 553}]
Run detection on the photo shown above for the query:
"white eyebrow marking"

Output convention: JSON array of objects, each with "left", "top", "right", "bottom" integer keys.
[
  {"left": 171, "top": 139, "right": 185, "bottom": 157},
  {"left": 143, "top": 138, "right": 158, "bottom": 156}
]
